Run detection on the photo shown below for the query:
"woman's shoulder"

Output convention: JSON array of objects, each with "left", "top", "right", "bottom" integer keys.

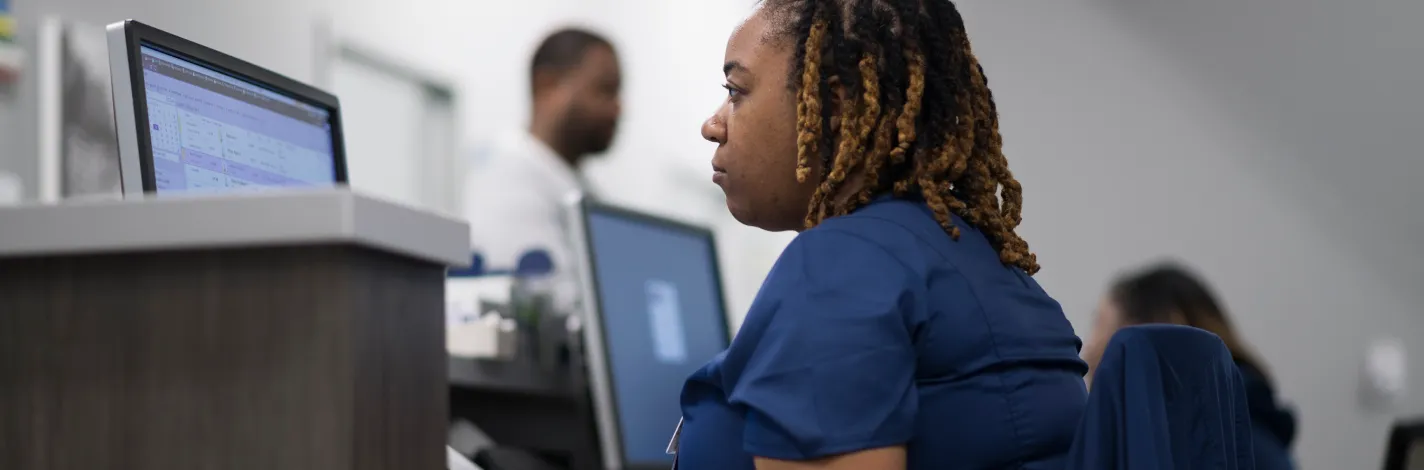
[
  {"left": 816, "top": 197, "right": 933, "bottom": 232},
  {"left": 768, "top": 219, "right": 922, "bottom": 293},
  {"left": 796, "top": 198, "right": 943, "bottom": 256},
  {"left": 744, "top": 204, "right": 935, "bottom": 331},
  {"left": 804, "top": 197, "right": 1001, "bottom": 273}
]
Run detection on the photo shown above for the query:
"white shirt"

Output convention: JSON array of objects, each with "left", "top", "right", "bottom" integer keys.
[{"left": 462, "top": 131, "right": 584, "bottom": 312}]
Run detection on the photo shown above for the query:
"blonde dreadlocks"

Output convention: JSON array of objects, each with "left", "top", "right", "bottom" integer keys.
[{"left": 774, "top": 0, "right": 1039, "bottom": 274}]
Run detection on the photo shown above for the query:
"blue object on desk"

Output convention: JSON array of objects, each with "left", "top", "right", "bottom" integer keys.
[
  {"left": 448, "top": 249, "right": 554, "bottom": 279},
  {"left": 1065, "top": 324, "right": 1256, "bottom": 470},
  {"left": 448, "top": 253, "right": 487, "bottom": 278},
  {"left": 514, "top": 249, "right": 554, "bottom": 277}
]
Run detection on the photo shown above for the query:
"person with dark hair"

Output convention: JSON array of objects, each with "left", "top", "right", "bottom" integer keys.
[
  {"left": 525, "top": 29, "right": 622, "bottom": 162},
  {"left": 673, "top": 1, "right": 1088, "bottom": 469},
  {"left": 463, "top": 28, "right": 621, "bottom": 306},
  {"left": 1083, "top": 262, "right": 1298, "bottom": 470}
]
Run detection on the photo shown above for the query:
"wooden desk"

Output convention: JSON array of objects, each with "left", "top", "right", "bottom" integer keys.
[{"left": 0, "top": 190, "right": 469, "bottom": 470}]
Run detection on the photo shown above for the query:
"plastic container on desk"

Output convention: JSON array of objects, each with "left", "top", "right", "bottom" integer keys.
[
  {"left": 511, "top": 249, "right": 577, "bottom": 369},
  {"left": 509, "top": 249, "right": 556, "bottom": 327},
  {"left": 446, "top": 253, "right": 521, "bottom": 360},
  {"left": 446, "top": 253, "right": 488, "bottom": 325}
]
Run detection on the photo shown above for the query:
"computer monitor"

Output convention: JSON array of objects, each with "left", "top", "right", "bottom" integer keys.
[
  {"left": 566, "top": 195, "right": 731, "bottom": 470},
  {"left": 106, "top": 20, "right": 346, "bottom": 196},
  {"left": 1384, "top": 419, "right": 1424, "bottom": 470}
]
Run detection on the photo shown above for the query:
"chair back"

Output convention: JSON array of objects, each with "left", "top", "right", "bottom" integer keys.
[{"left": 1065, "top": 324, "right": 1256, "bottom": 470}]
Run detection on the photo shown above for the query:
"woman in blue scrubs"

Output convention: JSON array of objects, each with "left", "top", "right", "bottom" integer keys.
[{"left": 682, "top": 0, "right": 1089, "bottom": 469}]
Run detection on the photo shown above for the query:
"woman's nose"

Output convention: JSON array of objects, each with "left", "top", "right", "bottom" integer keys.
[{"left": 701, "top": 114, "right": 725, "bottom": 144}]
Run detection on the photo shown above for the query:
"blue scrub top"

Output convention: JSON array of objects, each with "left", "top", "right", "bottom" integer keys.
[{"left": 676, "top": 197, "right": 1089, "bottom": 470}]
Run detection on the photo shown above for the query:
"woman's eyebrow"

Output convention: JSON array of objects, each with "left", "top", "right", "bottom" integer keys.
[{"left": 724, "top": 61, "right": 751, "bottom": 77}]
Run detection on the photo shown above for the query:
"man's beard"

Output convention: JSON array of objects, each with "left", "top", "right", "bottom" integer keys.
[{"left": 561, "top": 114, "right": 616, "bottom": 156}]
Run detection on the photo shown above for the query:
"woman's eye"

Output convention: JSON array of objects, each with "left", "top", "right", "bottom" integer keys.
[{"left": 722, "top": 84, "right": 741, "bottom": 99}]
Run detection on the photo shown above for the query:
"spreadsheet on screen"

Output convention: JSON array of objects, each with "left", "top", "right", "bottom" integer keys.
[{"left": 139, "top": 45, "right": 337, "bottom": 193}]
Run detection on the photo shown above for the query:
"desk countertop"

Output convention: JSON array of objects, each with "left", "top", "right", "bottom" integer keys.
[{"left": 0, "top": 189, "right": 471, "bottom": 267}]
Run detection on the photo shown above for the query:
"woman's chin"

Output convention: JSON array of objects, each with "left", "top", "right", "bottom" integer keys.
[
  {"left": 725, "top": 200, "right": 755, "bottom": 227},
  {"left": 725, "top": 199, "right": 769, "bottom": 229},
  {"left": 726, "top": 200, "right": 800, "bottom": 233}
]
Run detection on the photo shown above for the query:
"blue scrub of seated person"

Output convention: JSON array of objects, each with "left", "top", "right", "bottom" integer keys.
[{"left": 676, "top": 197, "right": 1089, "bottom": 470}]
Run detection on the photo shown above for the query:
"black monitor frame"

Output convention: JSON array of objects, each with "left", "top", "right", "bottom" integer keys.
[
  {"left": 1384, "top": 418, "right": 1424, "bottom": 470},
  {"left": 106, "top": 19, "right": 348, "bottom": 196},
  {"left": 564, "top": 193, "right": 733, "bottom": 470}
]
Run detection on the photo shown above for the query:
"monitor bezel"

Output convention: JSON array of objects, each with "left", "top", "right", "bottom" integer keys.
[
  {"left": 1384, "top": 419, "right": 1424, "bottom": 470},
  {"left": 106, "top": 19, "right": 348, "bottom": 197},
  {"left": 564, "top": 193, "right": 733, "bottom": 470}
]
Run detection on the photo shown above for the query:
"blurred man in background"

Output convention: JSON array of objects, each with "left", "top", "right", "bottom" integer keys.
[{"left": 463, "top": 28, "right": 621, "bottom": 280}]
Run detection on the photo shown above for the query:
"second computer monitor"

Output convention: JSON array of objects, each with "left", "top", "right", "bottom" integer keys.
[
  {"left": 567, "top": 195, "right": 731, "bottom": 470},
  {"left": 107, "top": 20, "right": 346, "bottom": 196}
]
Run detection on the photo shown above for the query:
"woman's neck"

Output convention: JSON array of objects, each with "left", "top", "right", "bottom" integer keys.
[{"left": 830, "top": 172, "right": 869, "bottom": 207}]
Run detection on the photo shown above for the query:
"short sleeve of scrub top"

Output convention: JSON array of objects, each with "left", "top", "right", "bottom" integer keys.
[{"left": 678, "top": 226, "right": 923, "bottom": 465}]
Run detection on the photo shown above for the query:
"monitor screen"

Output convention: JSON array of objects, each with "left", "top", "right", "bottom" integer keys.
[
  {"left": 138, "top": 45, "right": 338, "bottom": 193},
  {"left": 1407, "top": 439, "right": 1424, "bottom": 470},
  {"left": 585, "top": 208, "right": 729, "bottom": 467}
]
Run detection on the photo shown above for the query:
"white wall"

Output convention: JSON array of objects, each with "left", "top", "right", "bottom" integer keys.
[
  {"left": 0, "top": 0, "right": 789, "bottom": 318},
  {"left": 1105, "top": 0, "right": 1424, "bottom": 304},
  {"left": 329, "top": 0, "right": 795, "bottom": 323},
  {"left": 958, "top": 1, "right": 1424, "bottom": 468},
  {"left": 162, "top": 2, "right": 1424, "bottom": 466},
  {"left": 17, "top": 0, "right": 329, "bottom": 81},
  {"left": 574, "top": 1, "right": 798, "bottom": 329},
  {"left": 0, "top": 0, "right": 326, "bottom": 198},
  {"left": 2, "top": 1, "right": 1419, "bottom": 467}
]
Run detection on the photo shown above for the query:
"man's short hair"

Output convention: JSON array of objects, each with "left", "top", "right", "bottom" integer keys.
[{"left": 530, "top": 28, "right": 613, "bottom": 85}]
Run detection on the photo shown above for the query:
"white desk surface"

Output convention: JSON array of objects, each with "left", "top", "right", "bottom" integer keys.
[{"left": 0, "top": 188, "right": 471, "bottom": 267}]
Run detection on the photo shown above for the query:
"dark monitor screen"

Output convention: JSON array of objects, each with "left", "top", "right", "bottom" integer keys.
[
  {"left": 1385, "top": 420, "right": 1424, "bottom": 470},
  {"left": 138, "top": 45, "right": 338, "bottom": 193},
  {"left": 583, "top": 205, "right": 730, "bottom": 467}
]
